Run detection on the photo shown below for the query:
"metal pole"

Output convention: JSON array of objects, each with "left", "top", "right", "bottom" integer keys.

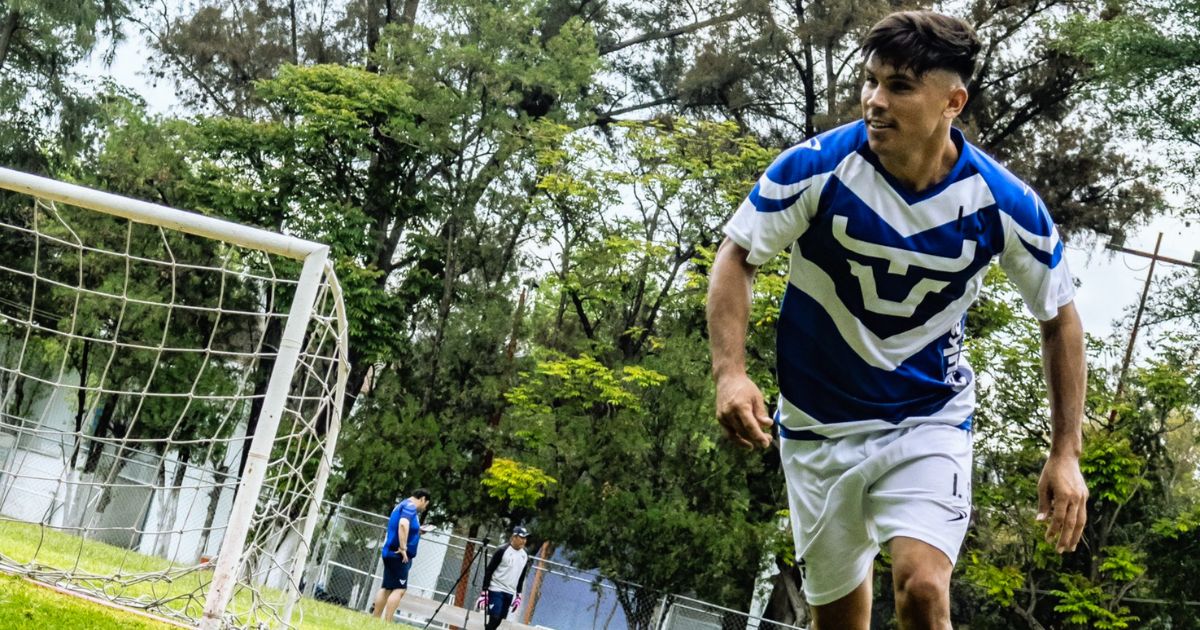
[
  {"left": 282, "top": 261, "right": 350, "bottom": 627},
  {"left": 200, "top": 248, "right": 330, "bottom": 630},
  {"left": 0, "top": 167, "right": 323, "bottom": 260},
  {"left": 655, "top": 593, "right": 672, "bottom": 630},
  {"left": 1107, "top": 232, "right": 1162, "bottom": 425}
]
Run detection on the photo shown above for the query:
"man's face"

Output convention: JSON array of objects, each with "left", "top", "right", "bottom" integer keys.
[
  {"left": 510, "top": 535, "right": 527, "bottom": 550},
  {"left": 860, "top": 54, "right": 962, "bottom": 159},
  {"left": 417, "top": 497, "right": 430, "bottom": 512}
]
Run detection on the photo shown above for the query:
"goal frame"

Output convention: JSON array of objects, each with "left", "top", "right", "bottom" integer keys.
[{"left": 0, "top": 166, "right": 348, "bottom": 629}]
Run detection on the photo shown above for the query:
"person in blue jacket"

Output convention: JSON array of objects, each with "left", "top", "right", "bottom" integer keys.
[{"left": 372, "top": 488, "right": 431, "bottom": 622}]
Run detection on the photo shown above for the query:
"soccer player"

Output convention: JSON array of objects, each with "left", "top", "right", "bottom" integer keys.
[
  {"left": 706, "top": 11, "right": 1088, "bottom": 629},
  {"left": 372, "top": 488, "right": 431, "bottom": 623},
  {"left": 476, "top": 526, "right": 532, "bottom": 630}
]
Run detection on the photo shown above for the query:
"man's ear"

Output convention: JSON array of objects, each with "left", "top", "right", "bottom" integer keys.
[{"left": 944, "top": 83, "right": 968, "bottom": 119}]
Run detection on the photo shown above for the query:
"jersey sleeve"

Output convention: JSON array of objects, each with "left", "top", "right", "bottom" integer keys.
[
  {"left": 724, "top": 139, "right": 826, "bottom": 266},
  {"left": 398, "top": 502, "right": 417, "bottom": 526},
  {"left": 997, "top": 190, "right": 1075, "bottom": 321}
]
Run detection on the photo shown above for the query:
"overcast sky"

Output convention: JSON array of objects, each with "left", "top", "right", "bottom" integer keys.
[{"left": 1068, "top": 216, "right": 1198, "bottom": 337}]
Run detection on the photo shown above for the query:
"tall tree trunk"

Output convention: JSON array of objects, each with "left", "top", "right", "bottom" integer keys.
[
  {"left": 289, "top": 0, "right": 298, "bottom": 64},
  {"left": 760, "top": 559, "right": 809, "bottom": 630},
  {"left": 365, "top": 0, "right": 382, "bottom": 70},
  {"left": 0, "top": 11, "right": 19, "bottom": 72},
  {"left": 153, "top": 449, "right": 190, "bottom": 557},
  {"left": 401, "top": 0, "right": 419, "bottom": 27},
  {"left": 453, "top": 522, "right": 481, "bottom": 608},
  {"left": 824, "top": 40, "right": 836, "bottom": 121},
  {"left": 422, "top": 217, "right": 459, "bottom": 408},
  {"left": 365, "top": 0, "right": 399, "bottom": 71},
  {"left": 798, "top": 1, "right": 816, "bottom": 138},
  {"left": 70, "top": 339, "right": 91, "bottom": 469},
  {"left": 521, "top": 540, "right": 552, "bottom": 624},
  {"left": 342, "top": 348, "right": 370, "bottom": 421},
  {"left": 196, "top": 462, "right": 230, "bottom": 562},
  {"left": 83, "top": 393, "right": 118, "bottom": 474}
]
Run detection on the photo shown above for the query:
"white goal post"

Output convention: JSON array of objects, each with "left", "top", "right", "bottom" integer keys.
[{"left": 0, "top": 167, "right": 348, "bottom": 628}]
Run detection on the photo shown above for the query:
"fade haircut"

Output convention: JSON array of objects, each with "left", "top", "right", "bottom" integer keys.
[{"left": 861, "top": 11, "right": 982, "bottom": 86}]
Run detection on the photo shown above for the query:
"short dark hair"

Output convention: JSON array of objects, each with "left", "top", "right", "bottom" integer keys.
[
  {"left": 861, "top": 11, "right": 982, "bottom": 85},
  {"left": 412, "top": 488, "right": 431, "bottom": 500}
]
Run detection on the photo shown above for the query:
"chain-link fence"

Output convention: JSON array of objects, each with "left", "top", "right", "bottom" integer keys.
[
  {"left": 0, "top": 423, "right": 805, "bottom": 630},
  {"left": 302, "top": 502, "right": 808, "bottom": 630}
]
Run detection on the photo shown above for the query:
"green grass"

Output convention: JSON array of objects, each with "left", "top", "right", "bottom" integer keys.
[
  {"left": 0, "top": 519, "right": 415, "bottom": 629},
  {"left": 0, "top": 572, "right": 175, "bottom": 629}
]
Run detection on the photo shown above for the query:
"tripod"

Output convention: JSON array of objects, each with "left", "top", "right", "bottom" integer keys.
[{"left": 422, "top": 538, "right": 490, "bottom": 630}]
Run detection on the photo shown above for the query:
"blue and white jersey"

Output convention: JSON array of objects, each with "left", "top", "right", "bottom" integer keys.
[
  {"left": 725, "top": 120, "right": 1074, "bottom": 438},
  {"left": 382, "top": 498, "right": 421, "bottom": 559}
]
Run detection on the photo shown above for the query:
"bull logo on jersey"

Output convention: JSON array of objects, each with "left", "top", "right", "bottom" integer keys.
[{"left": 831, "top": 215, "right": 977, "bottom": 318}]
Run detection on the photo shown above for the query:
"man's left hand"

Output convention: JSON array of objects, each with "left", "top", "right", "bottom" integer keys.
[
  {"left": 1037, "top": 453, "right": 1089, "bottom": 553},
  {"left": 511, "top": 594, "right": 522, "bottom": 612}
]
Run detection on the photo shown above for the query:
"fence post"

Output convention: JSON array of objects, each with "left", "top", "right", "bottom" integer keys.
[{"left": 655, "top": 593, "right": 673, "bottom": 630}]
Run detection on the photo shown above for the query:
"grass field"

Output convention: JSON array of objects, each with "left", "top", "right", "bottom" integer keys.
[
  {"left": 0, "top": 519, "right": 415, "bottom": 629},
  {"left": 0, "top": 572, "right": 175, "bottom": 629}
]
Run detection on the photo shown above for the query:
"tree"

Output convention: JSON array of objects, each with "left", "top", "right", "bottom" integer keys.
[
  {"left": 1058, "top": 0, "right": 1200, "bottom": 181},
  {"left": 566, "top": 0, "right": 1164, "bottom": 239},
  {"left": 129, "top": 1, "right": 604, "bottom": 533},
  {"left": 0, "top": 0, "right": 133, "bottom": 171},
  {"left": 486, "top": 120, "right": 789, "bottom": 625},
  {"left": 959, "top": 267, "right": 1200, "bottom": 628}
]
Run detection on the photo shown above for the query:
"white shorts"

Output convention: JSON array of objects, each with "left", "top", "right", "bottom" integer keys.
[{"left": 780, "top": 423, "right": 972, "bottom": 606}]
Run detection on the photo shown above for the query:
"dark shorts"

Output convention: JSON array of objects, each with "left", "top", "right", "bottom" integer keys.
[
  {"left": 381, "top": 556, "right": 411, "bottom": 590},
  {"left": 486, "top": 590, "right": 514, "bottom": 622}
]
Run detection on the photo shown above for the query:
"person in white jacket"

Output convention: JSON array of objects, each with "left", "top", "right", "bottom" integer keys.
[{"left": 476, "top": 526, "right": 531, "bottom": 630}]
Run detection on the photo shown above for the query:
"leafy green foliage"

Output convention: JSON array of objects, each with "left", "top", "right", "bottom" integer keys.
[
  {"left": 1098, "top": 545, "right": 1145, "bottom": 583},
  {"left": 1057, "top": 0, "right": 1200, "bottom": 181},
  {"left": 482, "top": 457, "right": 558, "bottom": 510},
  {"left": 964, "top": 552, "right": 1025, "bottom": 608},
  {"left": 960, "top": 268, "right": 1200, "bottom": 628},
  {"left": 1051, "top": 574, "right": 1139, "bottom": 630},
  {"left": 1081, "top": 435, "right": 1149, "bottom": 505},
  {"left": 0, "top": 0, "right": 131, "bottom": 171}
]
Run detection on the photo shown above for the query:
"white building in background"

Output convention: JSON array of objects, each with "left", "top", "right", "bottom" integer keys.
[{"left": 0, "top": 354, "right": 243, "bottom": 567}]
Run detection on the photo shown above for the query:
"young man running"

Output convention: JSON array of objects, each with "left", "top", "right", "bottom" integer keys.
[{"left": 707, "top": 11, "right": 1088, "bottom": 629}]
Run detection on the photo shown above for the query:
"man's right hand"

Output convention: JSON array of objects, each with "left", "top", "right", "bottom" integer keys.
[{"left": 715, "top": 372, "right": 773, "bottom": 449}]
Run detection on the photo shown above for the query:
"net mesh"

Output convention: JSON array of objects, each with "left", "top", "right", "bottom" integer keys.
[{"left": 0, "top": 182, "right": 347, "bottom": 628}]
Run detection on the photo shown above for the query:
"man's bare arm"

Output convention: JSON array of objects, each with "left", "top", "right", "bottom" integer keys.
[
  {"left": 707, "top": 238, "right": 772, "bottom": 448},
  {"left": 398, "top": 518, "right": 411, "bottom": 561},
  {"left": 1036, "top": 301, "right": 1089, "bottom": 553}
]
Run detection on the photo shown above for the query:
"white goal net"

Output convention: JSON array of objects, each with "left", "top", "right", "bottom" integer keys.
[{"left": 0, "top": 167, "right": 348, "bottom": 629}]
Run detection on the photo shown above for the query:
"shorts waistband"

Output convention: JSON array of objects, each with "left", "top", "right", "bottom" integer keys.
[{"left": 775, "top": 414, "right": 973, "bottom": 441}]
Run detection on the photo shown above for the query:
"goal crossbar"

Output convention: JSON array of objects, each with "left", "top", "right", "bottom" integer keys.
[{"left": 0, "top": 167, "right": 324, "bottom": 261}]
